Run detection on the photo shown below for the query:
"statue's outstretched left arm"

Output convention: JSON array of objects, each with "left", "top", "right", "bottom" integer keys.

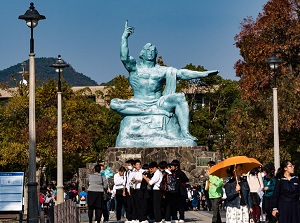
[{"left": 176, "top": 69, "right": 219, "bottom": 80}]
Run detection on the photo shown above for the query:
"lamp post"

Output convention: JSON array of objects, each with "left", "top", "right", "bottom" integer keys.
[
  {"left": 266, "top": 54, "right": 282, "bottom": 171},
  {"left": 19, "top": 3, "right": 45, "bottom": 222},
  {"left": 51, "top": 55, "right": 69, "bottom": 204}
]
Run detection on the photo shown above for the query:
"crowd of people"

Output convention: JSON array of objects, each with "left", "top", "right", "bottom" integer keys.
[
  {"left": 205, "top": 160, "right": 300, "bottom": 223},
  {"left": 38, "top": 159, "right": 300, "bottom": 223},
  {"left": 85, "top": 159, "right": 190, "bottom": 223}
]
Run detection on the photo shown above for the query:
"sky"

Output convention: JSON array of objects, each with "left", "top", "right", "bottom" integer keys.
[{"left": 0, "top": 1, "right": 269, "bottom": 85}]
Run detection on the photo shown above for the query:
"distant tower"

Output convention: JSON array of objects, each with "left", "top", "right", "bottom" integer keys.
[{"left": 19, "top": 62, "right": 28, "bottom": 86}]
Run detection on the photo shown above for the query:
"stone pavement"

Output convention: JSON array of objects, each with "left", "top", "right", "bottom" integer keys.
[{"left": 80, "top": 210, "right": 226, "bottom": 223}]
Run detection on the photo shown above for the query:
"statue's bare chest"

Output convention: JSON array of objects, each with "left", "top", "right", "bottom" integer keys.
[{"left": 134, "top": 66, "right": 164, "bottom": 80}]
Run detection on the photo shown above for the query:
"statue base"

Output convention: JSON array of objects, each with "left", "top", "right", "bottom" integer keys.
[
  {"left": 105, "top": 146, "right": 222, "bottom": 184},
  {"left": 116, "top": 115, "right": 197, "bottom": 147}
]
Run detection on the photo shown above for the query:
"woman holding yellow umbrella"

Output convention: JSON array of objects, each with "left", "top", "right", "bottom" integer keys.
[{"left": 225, "top": 164, "right": 252, "bottom": 223}]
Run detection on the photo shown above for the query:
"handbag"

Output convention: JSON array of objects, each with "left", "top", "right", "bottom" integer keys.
[
  {"left": 250, "top": 192, "right": 261, "bottom": 206},
  {"left": 249, "top": 213, "right": 255, "bottom": 223},
  {"left": 101, "top": 175, "right": 109, "bottom": 201}
]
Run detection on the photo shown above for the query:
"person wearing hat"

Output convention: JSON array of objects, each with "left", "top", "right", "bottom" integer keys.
[{"left": 170, "top": 160, "right": 189, "bottom": 223}]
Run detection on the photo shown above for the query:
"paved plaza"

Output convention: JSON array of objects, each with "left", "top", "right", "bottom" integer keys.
[{"left": 80, "top": 210, "right": 226, "bottom": 223}]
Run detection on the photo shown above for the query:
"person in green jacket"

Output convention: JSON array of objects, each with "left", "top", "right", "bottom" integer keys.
[{"left": 207, "top": 161, "right": 224, "bottom": 223}]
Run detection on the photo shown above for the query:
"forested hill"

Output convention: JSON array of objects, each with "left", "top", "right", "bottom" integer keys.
[{"left": 0, "top": 57, "right": 98, "bottom": 86}]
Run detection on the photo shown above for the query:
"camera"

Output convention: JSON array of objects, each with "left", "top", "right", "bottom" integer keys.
[
  {"left": 276, "top": 212, "right": 280, "bottom": 218},
  {"left": 143, "top": 171, "right": 151, "bottom": 176}
]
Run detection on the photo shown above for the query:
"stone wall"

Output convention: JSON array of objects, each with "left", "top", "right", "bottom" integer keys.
[
  {"left": 78, "top": 146, "right": 222, "bottom": 189},
  {"left": 104, "top": 146, "right": 222, "bottom": 185}
]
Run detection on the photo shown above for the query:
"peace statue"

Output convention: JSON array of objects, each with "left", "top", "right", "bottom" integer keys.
[{"left": 110, "top": 21, "right": 219, "bottom": 147}]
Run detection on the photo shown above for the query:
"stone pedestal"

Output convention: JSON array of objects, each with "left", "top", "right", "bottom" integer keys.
[
  {"left": 115, "top": 115, "right": 197, "bottom": 147},
  {"left": 105, "top": 146, "right": 222, "bottom": 185}
]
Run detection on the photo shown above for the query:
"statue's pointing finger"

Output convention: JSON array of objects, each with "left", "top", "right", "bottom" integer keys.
[{"left": 125, "top": 20, "right": 134, "bottom": 35}]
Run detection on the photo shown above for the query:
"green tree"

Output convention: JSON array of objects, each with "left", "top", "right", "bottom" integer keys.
[
  {"left": 176, "top": 63, "right": 240, "bottom": 150},
  {"left": 157, "top": 56, "right": 167, "bottom": 67},
  {"left": 97, "top": 75, "right": 132, "bottom": 105},
  {"left": 190, "top": 77, "right": 240, "bottom": 150},
  {"left": 0, "top": 88, "right": 29, "bottom": 171},
  {"left": 0, "top": 80, "right": 119, "bottom": 181}
]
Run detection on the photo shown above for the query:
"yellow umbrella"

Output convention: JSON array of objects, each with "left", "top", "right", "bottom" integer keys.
[{"left": 209, "top": 156, "right": 262, "bottom": 178}]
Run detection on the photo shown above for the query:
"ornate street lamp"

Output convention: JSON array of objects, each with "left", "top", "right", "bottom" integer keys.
[
  {"left": 51, "top": 55, "right": 69, "bottom": 204},
  {"left": 19, "top": 2, "right": 46, "bottom": 54},
  {"left": 266, "top": 54, "right": 282, "bottom": 171},
  {"left": 19, "top": 3, "right": 45, "bottom": 222}
]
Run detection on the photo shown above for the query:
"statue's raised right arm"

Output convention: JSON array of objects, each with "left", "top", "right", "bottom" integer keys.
[{"left": 120, "top": 20, "right": 136, "bottom": 72}]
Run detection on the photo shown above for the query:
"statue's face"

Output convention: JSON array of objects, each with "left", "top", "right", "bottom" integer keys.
[{"left": 143, "top": 46, "right": 157, "bottom": 61}]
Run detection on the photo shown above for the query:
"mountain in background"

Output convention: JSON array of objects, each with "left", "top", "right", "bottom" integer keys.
[{"left": 0, "top": 57, "right": 98, "bottom": 86}]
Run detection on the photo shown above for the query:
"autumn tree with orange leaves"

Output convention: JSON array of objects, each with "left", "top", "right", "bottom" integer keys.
[{"left": 223, "top": 0, "right": 300, "bottom": 167}]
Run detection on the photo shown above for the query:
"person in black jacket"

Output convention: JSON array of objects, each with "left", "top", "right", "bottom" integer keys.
[
  {"left": 141, "top": 164, "right": 153, "bottom": 221},
  {"left": 170, "top": 159, "right": 189, "bottom": 223},
  {"left": 225, "top": 164, "right": 252, "bottom": 223}
]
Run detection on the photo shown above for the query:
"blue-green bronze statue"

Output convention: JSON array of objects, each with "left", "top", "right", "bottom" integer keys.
[{"left": 110, "top": 21, "right": 219, "bottom": 147}]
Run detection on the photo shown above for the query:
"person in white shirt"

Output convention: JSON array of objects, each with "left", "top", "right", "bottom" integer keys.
[
  {"left": 142, "top": 161, "right": 163, "bottom": 223},
  {"left": 131, "top": 160, "right": 146, "bottom": 222},
  {"left": 133, "top": 160, "right": 143, "bottom": 189},
  {"left": 123, "top": 159, "right": 135, "bottom": 223},
  {"left": 114, "top": 166, "right": 126, "bottom": 222},
  {"left": 247, "top": 168, "right": 264, "bottom": 223}
]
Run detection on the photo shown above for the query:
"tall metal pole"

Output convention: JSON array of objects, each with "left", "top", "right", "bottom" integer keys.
[
  {"left": 28, "top": 25, "right": 38, "bottom": 223},
  {"left": 273, "top": 74, "right": 280, "bottom": 171},
  {"left": 57, "top": 71, "right": 64, "bottom": 204},
  {"left": 51, "top": 55, "right": 69, "bottom": 204},
  {"left": 266, "top": 54, "right": 281, "bottom": 172},
  {"left": 19, "top": 4, "right": 45, "bottom": 222}
]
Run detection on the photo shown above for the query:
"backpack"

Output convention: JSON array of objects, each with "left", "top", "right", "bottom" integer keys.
[
  {"left": 65, "top": 192, "right": 69, "bottom": 201},
  {"left": 68, "top": 191, "right": 75, "bottom": 201},
  {"left": 39, "top": 193, "right": 45, "bottom": 204},
  {"left": 160, "top": 172, "right": 177, "bottom": 192},
  {"left": 160, "top": 171, "right": 167, "bottom": 191},
  {"left": 192, "top": 190, "right": 198, "bottom": 198}
]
